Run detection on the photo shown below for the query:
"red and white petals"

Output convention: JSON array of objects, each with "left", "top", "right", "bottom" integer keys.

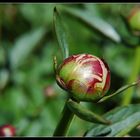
[
  {"left": 0, "top": 125, "right": 16, "bottom": 137},
  {"left": 57, "top": 54, "right": 111, "bottom": 102}
]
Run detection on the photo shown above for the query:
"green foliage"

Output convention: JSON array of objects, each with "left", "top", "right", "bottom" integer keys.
[
  {"left": 0, "top": 4, "right": 140, "bottom": 137},
  {"left": 67, "top": 100, "right": 111, "bottom": 125},
  {"left": 85, "top": 103, "right": 140, "bottom": 136},
  {"left": 62, "top": 6, "right": 121, "bottom": 43},
  {"left": 53, "top": 7, "right": 69, "bottom": 59},
  {"left": 10, "top": 27, "right": 47, "bottom": 69},
  {"left": 98, "top": 80, "right": 140, "bottom": 103}
]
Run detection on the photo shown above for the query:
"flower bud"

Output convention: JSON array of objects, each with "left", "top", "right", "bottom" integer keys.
[
  {"left": 56, "top": 54, "right": 111, "bottom": 102},
  {"left": 44, "top": 85, "right": 57, "bottom": 99},
  {"left": 128, "top": 7, "right": 140, "bottom": 32},
  {"left": 0, "top": 124, "right": 16, "bottom": 137}
]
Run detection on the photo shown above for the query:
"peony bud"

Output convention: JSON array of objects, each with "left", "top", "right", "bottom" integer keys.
[
  {"left": 128, "top": 7, "right": 140, "bottom": 32},
  {"left": 56, "top": 54, "right": 111, "bottom": 102},
  {"left": 44, "top": 85, "right": 57, "bottom": 99},
  {"left": 0, "top": 124, "right": 16, "bottom": 137}
]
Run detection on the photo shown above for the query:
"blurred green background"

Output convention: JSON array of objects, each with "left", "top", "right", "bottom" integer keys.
[{"left": 0, "top": 4, "right": 140, "bottom": 136}]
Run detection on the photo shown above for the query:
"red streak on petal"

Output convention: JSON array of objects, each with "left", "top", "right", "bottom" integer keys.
[
  {"left": 87, "top": 78, "right": 102, "bottom": 94},
  {"left": 81, "top": 54, "right": 94, "bottom": 61},
  {"left": 101, "top": 58, "right": 111, "bottom": 94},
  {"left": 58, "top": 55, "right": 80, "bottom": 71},
  {"left": 83, "top": 60, "right": 103, "bottom": 76},
  {"left": 66, "top": 79, "right": 75, "bottom": 90},
  {"left": 83, "top": 58, "right": 104, "bottom": 94},
  {"left": 101, "top": 58, "right": 110, "bottom": 72},
  {"left": 78, "top": 54, "right": 96, "bottom": 64},
  {"left": 103, "top": 71, "right": 111, "bottom": 94}
]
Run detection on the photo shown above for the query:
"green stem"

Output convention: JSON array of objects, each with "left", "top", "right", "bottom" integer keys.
[
  {"left": 121, "top": 46, "right": 140, "bottom": 105},
  {"left": 53, "top": 98, "right": 75, "bottom": 136}
]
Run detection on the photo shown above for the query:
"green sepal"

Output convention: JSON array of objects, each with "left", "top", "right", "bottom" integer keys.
[
  {"left": 53, "top": 56, "right": 68, "bottom": 91},
  {"left": 67, "top": 99, "right": 111, "bottom": 125}
]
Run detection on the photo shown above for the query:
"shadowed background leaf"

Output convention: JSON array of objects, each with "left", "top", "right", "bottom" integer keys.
[{"left": 85, "top": 104, "right": 140, "bottom": 136}]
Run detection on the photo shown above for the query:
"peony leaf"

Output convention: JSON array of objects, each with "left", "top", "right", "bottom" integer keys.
[
  {"left": 62, "top": 7, "right": 121, "bottom": 43},
  {"left": 53, "top": 7, "right": 69, "bottom": 59},
  {"left": 85, "top": 103, "right": 140, "bottom": 136},
  {"left": 98, "top": 80, "right": 139, "bottom": 103}
]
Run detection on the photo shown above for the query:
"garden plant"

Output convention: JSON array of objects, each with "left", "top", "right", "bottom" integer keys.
[{"left": 0, "top": 4, "right": 140, "bottom": 137}]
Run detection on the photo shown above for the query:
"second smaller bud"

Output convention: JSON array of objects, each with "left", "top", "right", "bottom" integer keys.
[
  {"left": 0, "top": 124, "right": 16, "bottom": 137},
  {"left": 128, "top": 7, "right": 140, "bottom": 33}
]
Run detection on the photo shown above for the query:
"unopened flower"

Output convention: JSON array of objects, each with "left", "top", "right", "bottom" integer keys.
[
  {"left": 56, "top": 54, "right": 111, "bottom": 102},
  {"left": 0, "top": 124, "right": 16, "bottom": 137},
  {"left": 44, "top": 85, "right": 57, "bottom": 99}
]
